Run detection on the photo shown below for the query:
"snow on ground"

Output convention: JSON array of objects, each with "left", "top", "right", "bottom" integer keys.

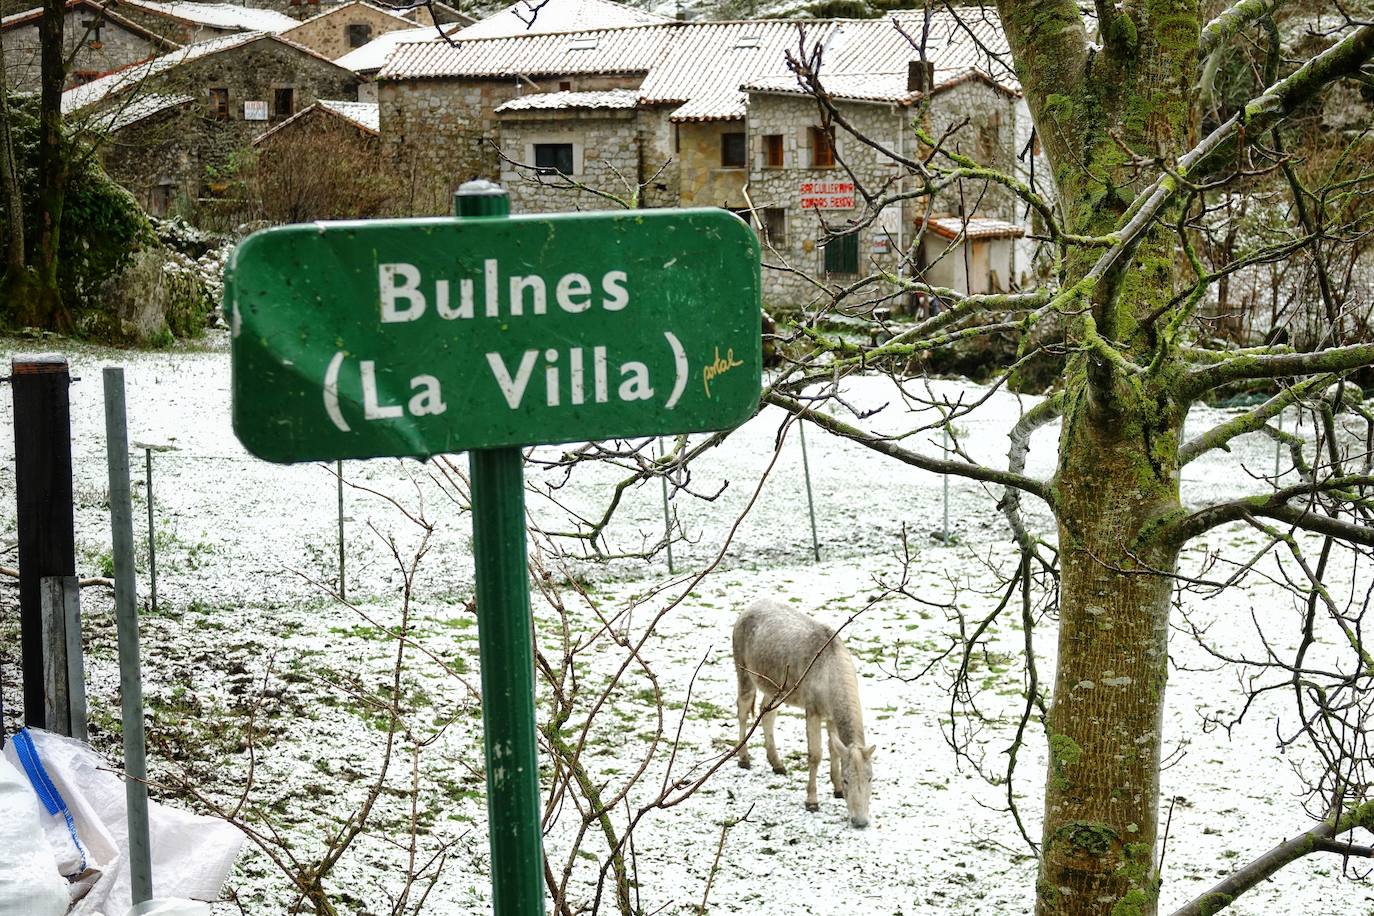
[{"left": 0, "top": 333, "right": 1371, "bottom": 915}]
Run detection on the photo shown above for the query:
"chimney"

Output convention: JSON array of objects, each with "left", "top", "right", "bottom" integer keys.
[{"left": 908, "top": 60, "right": 935, "bottom": 93}]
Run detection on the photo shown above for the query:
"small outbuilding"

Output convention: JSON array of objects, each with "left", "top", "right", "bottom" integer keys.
[{"left": 916, "top": 216, "right": 1025, "bottom": 298}]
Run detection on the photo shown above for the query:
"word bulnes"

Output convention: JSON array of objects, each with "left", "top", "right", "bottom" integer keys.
[{"left": 341, "top": 261, "right": 663, "bottom": 426}]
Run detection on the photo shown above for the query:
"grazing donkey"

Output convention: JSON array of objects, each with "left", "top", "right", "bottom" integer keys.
[{"left": 732, "top": 598, "right": 875, "bottom": 827}]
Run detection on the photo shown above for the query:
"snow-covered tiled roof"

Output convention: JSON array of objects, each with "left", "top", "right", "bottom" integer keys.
[
  {"left": 739, "top": 10, "right": 1017, "bottom": 107},
  {"left": 318, "top": 98, "right": 380, "bottom": 131},
  {"left": 63, "top": 31, "right": 256, "bottom": 114},
  {"left": 253, "top": 98, "right": 380, "bottom": 143},
  {"left": 115, "top": 0, "right": 300, "bottom": 33},
  {"left": 335, "top": 23, "right": 463, "bottom": 72},
  {"left": 495, "top": 87, "right": 638, "bottom": 113},
  {"left": 453, "top": 0, "right": 669, "bottom": 40},
  {"left": 923, "top": 217, "right": 1025, "bottom": 241},
  {"left": 639, "top": 19, "right": 798, "bottom": 121},
  {"left": 93, "top": 92, "right": 194, "bottom": 132},
  {"left": 381, "top": 23, "right": 666, "bottom": 79},
  {"left": 382, "top": 9, "right": 1017, "bottom": 120},
  {"left": 63, "top": 32, "right": 354, "bottom": 114}
]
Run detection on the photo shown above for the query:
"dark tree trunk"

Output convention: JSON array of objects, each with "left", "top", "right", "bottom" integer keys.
[{"left": 22, "top": 0, "right": 69, "bottom": 330}]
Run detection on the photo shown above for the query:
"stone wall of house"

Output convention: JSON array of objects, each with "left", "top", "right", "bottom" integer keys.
[
  {"left": 101, "top": 103, "right": 200, "bottom": 216},
  {"left": 109, "top": 8, "right": 238, "bottom": 46},
  {"left": 94, "top": 38, "right": 359, "bottom": 213},
  {"left": 637, "top": 105, "right": 676, "bottom": 209},
  {"left": 676, "top": 119, "right": 747, "bottom": 210},
  {"left": 379, "top": 72, "right": 645, "bottom": 214},
  {"left": 746, "top": 93, "right": 910, "bottom": 310},
  {"left": 497, "top": 108, "right": 640, "bottom": 213},
  {"left": 281, "top": 3, "right": 413, "bottom": 60},
  {"left": 3, "top": 11, "right": 167, "bottom": 91},
  {"left": 921, "top": 78, "right": 1019, "bottom": 222}
]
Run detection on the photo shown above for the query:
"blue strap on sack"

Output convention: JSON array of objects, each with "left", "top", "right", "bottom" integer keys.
[{"left": 12, "top": 727, "right": 89, "bottom": 876}]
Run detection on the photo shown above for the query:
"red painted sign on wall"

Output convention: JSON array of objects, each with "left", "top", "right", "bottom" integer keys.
[{"left": 799, "top": 180, "right": 855, "bottom": 210}]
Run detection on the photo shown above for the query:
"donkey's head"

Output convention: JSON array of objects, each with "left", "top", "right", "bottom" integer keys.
[{"left": 831, "top": 735, "right": 876, "bottom": 828}]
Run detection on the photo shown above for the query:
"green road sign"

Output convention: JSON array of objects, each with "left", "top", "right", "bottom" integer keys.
[{"left": 226, "top": 208, "right": 762, "bottom": 462}]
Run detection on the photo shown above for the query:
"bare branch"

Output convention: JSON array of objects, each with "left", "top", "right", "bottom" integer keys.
[
  {"left": 765, "top": 391, "right": 1054, "bottom": 504},
  {"left": 1170, "top": 801, "right": 1374, "bottom": 916}
]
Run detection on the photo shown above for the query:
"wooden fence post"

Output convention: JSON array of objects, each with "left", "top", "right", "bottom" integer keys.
[
  {"left": 11, "top": 355, "right": 76, "bottom": 730},
  {"left": 41, "top": 575, "right": 86, "bottom": 740}
]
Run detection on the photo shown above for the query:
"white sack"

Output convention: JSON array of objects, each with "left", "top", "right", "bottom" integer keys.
[
  {"left": 4, "top": 729, "right": 245, "bottom": 916},
  {"left": 0, "top": 754, "right": 70, "bottom": 916}
]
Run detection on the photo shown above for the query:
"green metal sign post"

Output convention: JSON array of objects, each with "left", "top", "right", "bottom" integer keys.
[
  {"left": 225, "top": 184, "right": 761, "bottom": 916},
  {"left": 455, "top": 183, "right": 543, "bottom": 916}
]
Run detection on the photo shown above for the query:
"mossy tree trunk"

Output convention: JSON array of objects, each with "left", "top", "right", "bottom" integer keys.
[
  {"left": 0, "top": 23, "right": 24, "bottom": 273},
  {"left": 1040, "top": 365, "right": 1184, "bottom": 916},
  {"left": 996, "top": 2, "right": 1201, "bottom": 913}
]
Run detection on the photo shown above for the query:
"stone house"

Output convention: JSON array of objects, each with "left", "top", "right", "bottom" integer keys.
[
  {"left": 1, "top": 0, "right": 178, "bottom": 90},
  {"left": 743, "top": 68, "right": 1022, "bottom": 307},
  {"left": 278, "top": 1, "right": 415, "bottom": 60},
  {"left": 375, "top": 9, "right": 1027, "bottom": 307},
  {"left": 65, "top": 31, "right": 360, "bottom": 215},
  {"left": 377, "top": 25, "right": 663, "bottom": 212}
]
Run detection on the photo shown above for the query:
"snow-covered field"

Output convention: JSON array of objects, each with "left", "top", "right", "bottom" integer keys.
[{"left": 1, "top": 333, "right": 1371, "bottom": 915}]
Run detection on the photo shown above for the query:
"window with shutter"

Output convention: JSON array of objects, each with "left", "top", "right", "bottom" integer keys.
[
  {"left": 810, "top": 126, "right": 836, "bottom": 168},
  {"left": 823, "top": 232, "right": 859, "bottom": 275},
  {"left": 762, "top": 134, "right": 784, "bottom": 168}
]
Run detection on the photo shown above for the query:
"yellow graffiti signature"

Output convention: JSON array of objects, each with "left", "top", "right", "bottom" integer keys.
[{"left": 702, "top": 346, "right": 744, "bottom": 398}]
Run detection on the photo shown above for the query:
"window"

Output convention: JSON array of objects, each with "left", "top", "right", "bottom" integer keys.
[
  {"left": 810, "top": 125, "right": 835, "bottom": 168},
  {"left": 761, "top": 208, "right": 786, "bottom": 247},
  {"left": 721, "top": 132, "right": 746, "bottom": 168},
  {"left": 534, "top": 143, "right": 575, "bottom": 175},
  {"left": 347, "top": 23, "right": 372, "bottom": 48},
  {"left": 207, "top": 87, "right": 228, "bottom": 120},
  {"left": 80, "top": 16, "right": 104, "bottom": 48},
  {"left": 762, "top": 133, "right": 784, "bottom": 168},
  {"left": 823, "top": 232, "right": 859, "bottom": 275},
  {"left": 558, "top": 80, "right": 572, "bottom": 91},
  {"left": 273, "top": 87, "right": 294, "bottom": 119}
]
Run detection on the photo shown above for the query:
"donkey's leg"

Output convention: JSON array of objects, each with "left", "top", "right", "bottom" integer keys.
[
  {"left": 826, "top": 721, "right": 843, "bottom": 798},
  {"left": 762, "top": 697, "right": 786, "bottom": 774},
  {"left": 805, "top": 710, "right": 822, "bottom": 811},
  {"left": 735, "top": 668, "right": 755, "bottom": 769}
]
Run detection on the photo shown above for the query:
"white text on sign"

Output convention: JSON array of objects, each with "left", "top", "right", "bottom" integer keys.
[{"left": 378, "top": 261, "right": 628, "bottom": 321}]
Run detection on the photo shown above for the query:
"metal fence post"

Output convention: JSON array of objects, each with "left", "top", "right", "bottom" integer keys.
[
  {"left": 658, "top": 439, "right": 674, "bottom": 574},
  {"left": 145, "top": 448, "right": 157, "bottom": 614},
  {"left": 103, "top": 367, "right": 154, "bottom": 905},
  {"left": 941, "top": 424, "right": 951, "bottom": 542},
  {"left": 337, "top": 459, "right": 346, "bottom": 599},
  {"left": 797, "top": 421, "right": 821, "bottom": 562}
]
